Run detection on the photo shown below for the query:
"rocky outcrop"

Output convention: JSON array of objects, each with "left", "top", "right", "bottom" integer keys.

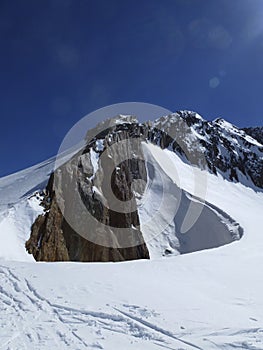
[{"left": 26, "top": 124, "right": 150, "bottom": 262}]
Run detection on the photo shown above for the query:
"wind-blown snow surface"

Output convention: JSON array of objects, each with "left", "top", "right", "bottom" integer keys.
[{"left": 1, "top": 144, "right": 263, "bottom": 349}]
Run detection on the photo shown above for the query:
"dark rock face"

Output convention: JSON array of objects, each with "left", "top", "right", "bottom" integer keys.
[
  {"left": 152, "top": 112, "right": 263, "bottom": 189},
  {"left": 26, "top": 125, "right": 150, "bottom": 262},
  {"left": 243, "top": 127, "right": 263, "bottom": 146},
  {"left": 26, "top": 112, "right": 262, "bottom": 262}
]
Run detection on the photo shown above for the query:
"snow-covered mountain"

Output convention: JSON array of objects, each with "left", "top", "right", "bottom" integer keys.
[
  {"left": 0, "top": 111, "right": 263, "bottom": 349},
  {"left": 23, "top": 111, "right": 261, "bottom": 262}
]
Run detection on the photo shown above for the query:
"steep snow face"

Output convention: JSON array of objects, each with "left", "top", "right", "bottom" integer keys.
[
  {"left": 138, "top": 143, "right": 243, "bottom": 259},
  {"left": 147, "top": 142, "right": 263, "bottom": 253}
]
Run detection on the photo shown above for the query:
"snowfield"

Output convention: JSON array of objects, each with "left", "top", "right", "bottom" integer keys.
[{"left": 0, "top": 142, "right": 263, "bottom": 349}]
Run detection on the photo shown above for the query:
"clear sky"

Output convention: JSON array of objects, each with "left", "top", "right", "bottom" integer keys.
[{"left": 1, "top": 0, "right": 263, "bottom": 176}]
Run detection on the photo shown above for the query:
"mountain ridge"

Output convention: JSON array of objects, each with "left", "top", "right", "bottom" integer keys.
[{"left": 24, "top": 111, "right": 261, "bottom": 262}]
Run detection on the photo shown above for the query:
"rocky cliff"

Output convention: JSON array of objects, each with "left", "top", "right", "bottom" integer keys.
[{"left": 26, "top": 120, "right": 150, "bottom": 262}]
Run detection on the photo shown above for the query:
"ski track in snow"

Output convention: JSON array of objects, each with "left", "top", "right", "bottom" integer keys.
[
  {"left": 0, "top": 263, "right": 263, "bottom": 350},
  {"left": 0, "top": 264, "right": 178, "bottom": 350},
  {"left": 0, "top": 265, "right": 90, "bottom": 349},
  {"left": 0, "top": 263, "right": 196, "bottom": 350}
]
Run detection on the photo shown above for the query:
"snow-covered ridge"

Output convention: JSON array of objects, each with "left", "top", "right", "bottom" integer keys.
[{"left": 87, "top": 111, "right": 263, "bottom": 191}]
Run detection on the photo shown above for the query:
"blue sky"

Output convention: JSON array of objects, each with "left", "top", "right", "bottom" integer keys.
[{"left": 1, "top": 0, "right": 263, "bottom": 176}]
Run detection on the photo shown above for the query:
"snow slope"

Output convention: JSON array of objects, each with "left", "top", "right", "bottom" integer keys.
[
  {"left": 0, "top": 141, "right": 84, "bottom": 213},
  {"left": 1, "top": 141, "right": 263, "bottom": 349},
  {"left": 138, "top": 143, "right": 243, "bottom": 258},
  {"left": 0, "top": 196, "right": 43, "bottom": 262}
]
